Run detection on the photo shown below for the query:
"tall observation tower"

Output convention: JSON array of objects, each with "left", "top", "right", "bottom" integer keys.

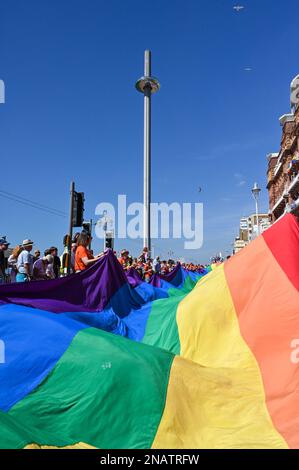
[{"left": 135, "top": 50, "right": 160, "bottom": 254}]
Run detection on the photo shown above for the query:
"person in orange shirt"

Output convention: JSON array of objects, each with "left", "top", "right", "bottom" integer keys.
[
  {"left": 118, "top": 249, "right": 129, "bottom": 269},
  {"left": 75, "top": 232, "right": 102, "bottom": 272}
]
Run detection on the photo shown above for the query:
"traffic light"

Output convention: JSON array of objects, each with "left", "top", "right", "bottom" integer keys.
[
  {"left": 82, "top": 221, "right": 92, "bottom": 235},
  {"left": 72, "top": 192, "right": 84, "bottom": 227}
]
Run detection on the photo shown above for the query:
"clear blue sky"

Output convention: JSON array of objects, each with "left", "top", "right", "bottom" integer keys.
[{"left": 0, "top": 0, "right": 298, "bottom": 262}]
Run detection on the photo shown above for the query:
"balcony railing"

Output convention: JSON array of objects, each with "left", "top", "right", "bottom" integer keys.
[
  {"left": 271, "top": 194, "right": 286, "bottom": 214},
  {"left": 273, "top": 161, "right": 283, "bottom": 177},
  {"left": 288, "top": 172, "right": 299, "bottom": 195}
]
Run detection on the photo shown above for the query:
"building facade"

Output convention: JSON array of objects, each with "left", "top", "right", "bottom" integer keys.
[
  {"left": 234, "top": 213, "right": 270, "bottom": 253},
  {"left": 267, "top": 75, "right": 299, "bottom": 221}
]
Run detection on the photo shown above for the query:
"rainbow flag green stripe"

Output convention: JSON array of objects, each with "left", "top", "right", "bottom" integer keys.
[
  {"left": 1, "top": 327, "right": 173, "bottom": 449},
  {"left": 143, "top": 295, "right": 182, "bottom": 355},
  {"left": 142, "top": 275, "right": 199, "bottom": 354}
]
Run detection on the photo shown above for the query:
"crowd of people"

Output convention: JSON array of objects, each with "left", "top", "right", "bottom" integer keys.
[
  {"left": 0, "top": 237, "right": 63, "bottom": 284},
  {"left": 117, "top": 247, "right": 208, "bottom": 281},
  {"left": 0, "top": 232, "right": 104, "bottom": 284},
  {"left": 0, "top": 232, "right": 211, "bottom": 284}
]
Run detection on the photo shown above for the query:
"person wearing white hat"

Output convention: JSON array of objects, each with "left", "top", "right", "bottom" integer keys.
[{"left": 16, "top": 239, "right": 34, "bottom": 282}]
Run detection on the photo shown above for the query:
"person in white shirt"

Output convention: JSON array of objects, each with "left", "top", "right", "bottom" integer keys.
[
  {"left": 16, "top": 239, "right": 34, "bottom": 282},
  {"left": 46, "top": 262, "right": 55, "bottom": 279},
  {"left": 8, "top": 245, "right": 23, "bottom": 283}
]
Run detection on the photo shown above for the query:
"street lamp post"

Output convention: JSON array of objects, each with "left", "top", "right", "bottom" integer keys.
[
  {"left": 252, "top": 182, "right": 261, "bottom": 237},
  {"left": 67, "top": 181, "right": 75, "bottom": 274},
  {"left": 136, "top": 50, "right": 160, "bottom": 255}
]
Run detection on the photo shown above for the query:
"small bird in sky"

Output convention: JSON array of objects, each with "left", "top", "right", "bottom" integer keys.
[{"left": 233, "top": 5, "right": 245, "bottom": 12}]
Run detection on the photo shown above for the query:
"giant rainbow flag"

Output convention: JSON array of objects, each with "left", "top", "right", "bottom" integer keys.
[{"left": 0, "top": 213, "right": 298, "bottom": 448}]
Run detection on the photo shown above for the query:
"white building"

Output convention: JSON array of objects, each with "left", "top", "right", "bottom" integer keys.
[{"left": 234, "top": 213, "right": 270, "bottom": 253}]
